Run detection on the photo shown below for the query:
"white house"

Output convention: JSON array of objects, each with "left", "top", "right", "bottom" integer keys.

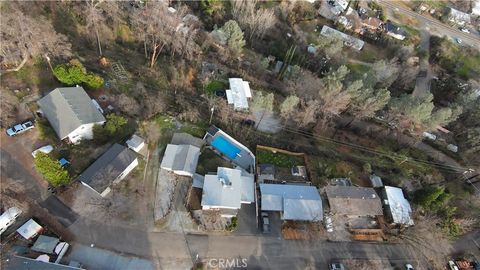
[
  {"left": 37, "top": 87, "right": 106, "bottom": 144},
  {"left": 160, "top": 144, "right": 200, "bottom": 177},
  {"left": 201, "top": 167, "right": 255, "bottom": 217},
  {"left": 473, "top": 0, "right": 480, "bottom": 16},
  {"left": 320, "top": 25, "right": 365, "bottom": 50},
  {"left": 226, "top": 78, "right": 252, "bottom": 110},
  {"left": 384, "top": 21, "right": 407, "bottom": 40},
  {"left": 445, "top": 7, "right": 471, "bottom": 26},
  {"left": 79, "top": 143, "right": 138, "bottom": 197},
  {"left": 260, "top": 184, "right": 323, "bottom": 221}
]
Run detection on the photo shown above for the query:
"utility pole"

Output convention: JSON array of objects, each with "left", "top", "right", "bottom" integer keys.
[
  {"left": 209, "top": 106, "right": 215, "bottom": 125},
  {"left": 44, "top": 54, "right": 53, "bottom": 72}
]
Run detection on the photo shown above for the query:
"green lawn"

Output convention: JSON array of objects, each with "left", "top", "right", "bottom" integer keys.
[
  {"left": 204, "top": 79, "right": 226, "bottom": 95},
  {"left": 256, "top": 149, "right": 305, "bottom": 168}
]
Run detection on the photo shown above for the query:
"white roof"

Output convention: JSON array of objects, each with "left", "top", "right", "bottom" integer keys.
[
  {"left": 126, "top": 135, "right": 145, "bottom": 150},
  {"left": 17, "top": 219, "right": 43, "bottom": 239},
  {"left": 384, "top": 186, "right": 414, "bottom": 226},
  {"left": 320, "top": 25, "right": 365, "bottom": 50},
  {"left": 0, "top": 207, "right": 22, "bottom": 231},
  {"left": 260, "top": 184, "right": 323, "bottom": 221},
  {"left": 160, "top": 144, "right": 200, "bottom": 175},
  {"left": 201, "top": 167, "right": 254, "bottom": 209},
  {"left": 473, "top": 0, "right": 480, "bottom": 16},
  {"left": 226, "top": 78, "right": 252, "bottom": 110}
]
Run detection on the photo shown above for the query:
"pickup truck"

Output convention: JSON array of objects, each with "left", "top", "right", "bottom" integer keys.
[{"left": 6, "top": 121, "right": 34, "bottom": 136}]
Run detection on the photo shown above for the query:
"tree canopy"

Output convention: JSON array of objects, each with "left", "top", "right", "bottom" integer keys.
[
  {"left": 34, "top": 152, "right": 70, "bottom": 187},
  {"left": 212, "top": 20, "right": 246, "bottom": 56},
  {"left": 53, "top": 59, "right": 104, "bottom": 89}
]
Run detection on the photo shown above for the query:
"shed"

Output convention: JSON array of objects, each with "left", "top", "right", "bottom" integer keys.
[
  {"left": 16, "top": 219, "right": 43, "bottom": 240},
  {"left": 369, "top": 174, "right": 384, "bottom": 187},
  {"left": 126, "top": 135, "right": 145, "bottom": 153},
  {"left": 160, "top": 144, "right": 200, "bottom": 177},
  {"left": 31, "top": 235, "right": 60, "bottom": 254}
]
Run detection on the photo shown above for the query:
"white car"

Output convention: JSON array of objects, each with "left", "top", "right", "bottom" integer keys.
[
  {"left": 6, "top": 121, "right": 34, "bottom": 136},
  {"left": 448, "top": 261, "right": 459, "bottom": 270},
  {"left": 0, "top": 207, "right": 22, "bottom": 235},
  {"left": 461, "top": 28, "right": 470, "bottom": 33},
  {"left": 32, "top": 145, "right": 54, "bottom": 158},
  {"left": 456, "top": 38, "right": 463, "bottom": 44},
  {"left": 405, "top": 264, "right": 414, "bottom": 270}
]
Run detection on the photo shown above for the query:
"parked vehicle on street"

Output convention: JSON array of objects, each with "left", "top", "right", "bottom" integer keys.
[
  {"left": 460, "top": 28, "right": 470, "bottom": 33},
  {"left": 448, "top": 260, "right": 459, "bottom": 270},
  {"left": 456, "top": 38, "right": 463, "bottom": 44},
  {"left": 405, "top": 264, "right": 414, "bottom": 270},
  {"left": 0, "top": 207, "right": 22, "bottom": 235},
  {"left": 6, "top": 121, "right": 34, "bottom": 136},
  {"left": 329, "top": 262, "right": 345, "bottom": 270},
  {"left": 32, "top": 145, "right": 54, "bottom": 158}
]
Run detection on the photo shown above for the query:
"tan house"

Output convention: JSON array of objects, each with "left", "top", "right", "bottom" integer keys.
[{"left": 325, "top": 186, "right": 383, "bottom": 217}]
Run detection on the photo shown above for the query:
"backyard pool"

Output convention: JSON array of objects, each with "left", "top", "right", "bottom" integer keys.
[{"left": 211, "top": 136, "right": 241, "bottom": 160}]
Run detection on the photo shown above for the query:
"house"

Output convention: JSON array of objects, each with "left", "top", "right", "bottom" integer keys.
[
  {"left": 4, "top": 255, "right": 84, "bottom": 270},
  {"left": 325, "top": 186, "right": 383, "bottom": 217},
  {"left": 16, "top": 219, "right": 43, "bottom": 240},
  {"left": 126, "top": 135, "right": 145, "bottom": 153},
  {"left": 473, "top": 0, "right": 480, "bottom": 16},
  {"left": 260, "top": 184, "right": 323, "bottom": 221},
  {"left": 362, "top": 17, "right": 383, "bottom": 31},
  {"left": 201, "top": 167, "right": 255, "bottom": 217},
  {"left": 327, "top": 0, "right": 349, "bottom": 15},
  {"left": 160, "top": 144, "right": 200, "bottom": 177},
  {"left": 382, "top": 186, "right": 414, "bottom": 226},
  {"left": 79, "top": 143, "right": 138, "bottom": 197},
  {"left": 37, "top": 87, "right": 106, "bottom": 144},
  {"left": 445, "top": 7, "right": 471, "bottom": 26},
  {"left": 226, "top": 78, "right": 252, "bottom": 110},
  {"left": 0, "top": 207, "right": 22, "bottom": 235},
  {"left": 383, "top": 21, "right": 407, "bottom": 40},
  {"left": 204, "top": 126, "right": 255, "bottom": 173},
  {"left": 320, "top": 25, "right": 365, "bottom": 50}
]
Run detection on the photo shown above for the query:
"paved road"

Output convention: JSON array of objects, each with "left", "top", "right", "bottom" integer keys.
[{"left": 380, "top": 1, "right": 480, "bottom": 50}]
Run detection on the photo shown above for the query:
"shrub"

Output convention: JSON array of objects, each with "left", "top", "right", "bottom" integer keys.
[
  {"left": 53, "top": 59, "right": 104, "bottom": 89},
  {"left": 34, "top": 152, "right": 70, "bottom": 187},
  {"left": 93, "top": 114, "right": 130, "bottom": 143}
]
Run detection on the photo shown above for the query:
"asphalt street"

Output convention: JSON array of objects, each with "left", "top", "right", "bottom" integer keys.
[{"left": 380, "top": 1, "right": 480, "bottom": 50}]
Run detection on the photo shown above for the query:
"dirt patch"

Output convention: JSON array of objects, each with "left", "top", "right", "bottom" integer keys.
[
  {"left": 282, "top": 221, "right": 325, "bottom": 240},
  {"left": 186, "top": 187, "right": 202, "bottom": 211}
]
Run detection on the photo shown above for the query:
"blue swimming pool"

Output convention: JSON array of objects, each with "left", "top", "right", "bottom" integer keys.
[{"left": 211, "top": 136, "right": 241, "bottom": 159}]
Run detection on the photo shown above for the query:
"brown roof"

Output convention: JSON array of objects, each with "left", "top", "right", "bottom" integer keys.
[
  {"left": 326, "top": 186, "right": 383, "bottom": 216},
  {"left": 362, "top": 17, "right": 383, "bottom": 28}
]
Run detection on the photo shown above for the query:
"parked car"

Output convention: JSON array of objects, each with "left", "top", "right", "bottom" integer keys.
[
  {"left": 6, "top": 121, "right": 34, "bottom": 136},
  {"left": 32, "top": 145, "right": 54, "bottom": 158},
  {"left": 448, "top": 260, "right": 459, "bottom": 270},
  {"left": 405, "top": 264, "right": 414, "bottom": 270},
  {"left": 0, "top": 207, "right": 22, "bottom": 235},
  {"left": 329, "top": 262, "right": 345, "bottom": 270},
  {"left": 240, "top": 119, "right": 256, "bottom": 127},
  {"left": 460, "top": 28, "right": 470, "bottom": 33},
  {"left": 261, "top": 212, "right": 270, "bottom": 233},
  {"left": 456, "top": 38, "right": 463, "bottom": 44}
]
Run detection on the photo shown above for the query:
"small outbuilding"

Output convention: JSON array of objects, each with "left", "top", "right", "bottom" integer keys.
[
  {"left": 31, "top": 235, "right": 60, "bottom": 254},
  {"left": 16, "top": 219, "right": 43, "bottom": 240},
  {"left": 226, "top": 78, "right": 252, "bottom": 111},
  {"left": 126, "top": 135, "right": 145, "bottom": 153}
]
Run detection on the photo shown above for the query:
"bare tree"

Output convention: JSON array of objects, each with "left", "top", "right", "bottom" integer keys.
[
  {"left": 279, "top": 95, "right": 300, "bottom": 123},
  {"left": 231, "top": 0, "right": 276, "bottom": 41},
  {"left": 116, "top": 93, "right": 141, "bottom": 117},
  {"left": 0, "top": 89, "right": 19, "bottom": 128},
  {"left": 132, "top": 2, "right": 179, "bottom": 68},
  {"left": 296, "top": 100, "right": 321, "bottom": 128},
  {"left": 0, "top": 3, "right": 72, "bottom": 73}
]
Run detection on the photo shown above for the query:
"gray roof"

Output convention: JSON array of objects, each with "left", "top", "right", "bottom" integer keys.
[
  {"left": 384, "top": 186, "right": 414, "bottom": 226},
  {"left": 326, "top": 186, "right": 383, "bottom": 216},
  {"left": 79, "top": 144, "right": 137, "bottom": 194},
  {"left": 201, "top": 167, "right": 255, "bottom": 209},
  {"left": 4, "top": 255, "right": 83, "bottom": 270},
  {"left": 171, "top": 133, "right": 204, "bottom": 148},
  {"left": 31, "top": 235, "right": 60, "bottom": 254},
  {"left": 160, "top": 144, "right": 200, "bottom": 175},
  {"left": 370, "top": 174, "right": 384, "bottom": 187},
  {"left": 260, "top": 184, "right": 323, "bottom": 221},
  {"left": 37, "top": 87, "right": 106, "bottom": 139}
]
